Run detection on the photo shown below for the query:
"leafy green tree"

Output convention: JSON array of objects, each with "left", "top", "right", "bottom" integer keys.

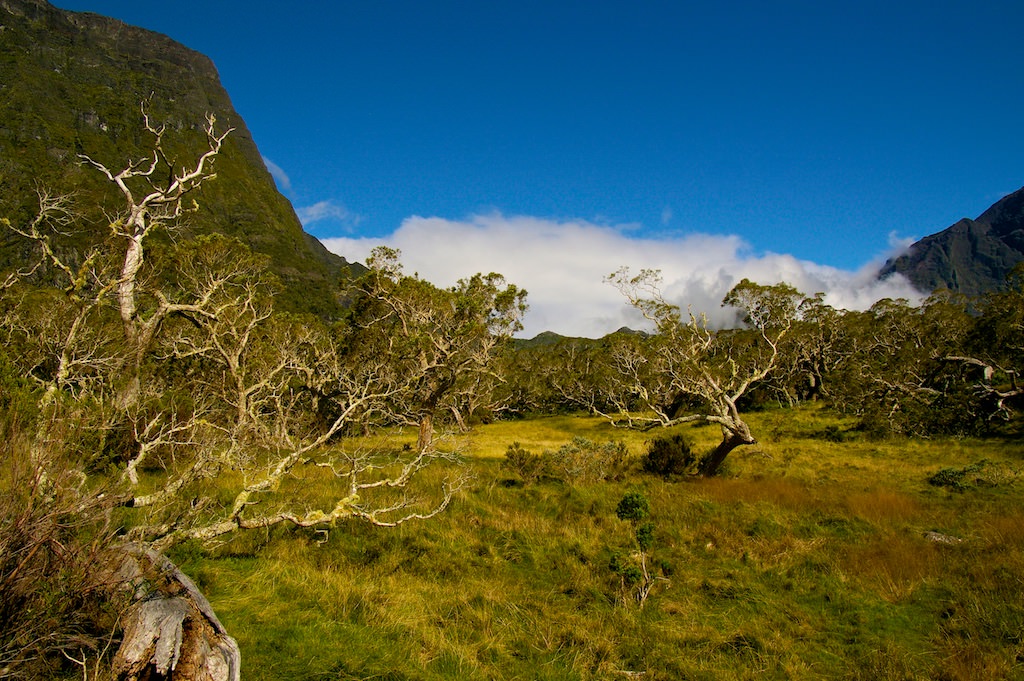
[
  {"left": 344, "top": 246, "right": 528, "bottom": 451},
  {"left": 77, "top": 104, "right": 232, "bottom": 407},
  {"left": 831, "top": 292, "right": 978, "bottom": 436},
  {"left": 109, "top": 245, "right": 528, "bottom": 548},
  {"left": 1, "top": 191, "right": 125, "bottom": 409},
  {"left": 954, "top": 265, "right": 1024, "bottom": 425},
  {"left": 127, "top": 258, "right": 480, "bottom": 548},
  {"left": 761, "top": 293, "right": 851, "bottom": 405},
  {"left": 499, "top": 333, "right": 636, "bottom": 418},
  {"left": 605, "top": 270, "right": 804, "bottom": 476}
]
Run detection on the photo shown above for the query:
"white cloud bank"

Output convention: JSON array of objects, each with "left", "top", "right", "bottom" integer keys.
[{"left": 322, "top": 214, "right": 921, "bottom": 338}]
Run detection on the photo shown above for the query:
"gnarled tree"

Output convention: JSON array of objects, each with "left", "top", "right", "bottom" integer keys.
[
  {"left": 606, "top": 269, "right": 804, "bottom": 476},
  {"left": 344, "top": 246, "right": 528, "bottom": 452},
  {"left": 2, "top": 105, "right": 528, "bottom": 677}
]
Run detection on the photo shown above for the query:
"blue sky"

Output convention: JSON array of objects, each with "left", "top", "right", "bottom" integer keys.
[{"left": 55, "top": 1, "right": 1024, "bottom": 335}]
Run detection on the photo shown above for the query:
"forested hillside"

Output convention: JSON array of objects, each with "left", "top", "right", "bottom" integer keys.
[{"left": 0, "top": 0, "right": 359, "bottom": 317}]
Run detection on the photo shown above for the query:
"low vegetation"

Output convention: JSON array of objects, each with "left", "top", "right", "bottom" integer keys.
[{"left": 159, "top": 408, "right": 1024, "bottom": 680}]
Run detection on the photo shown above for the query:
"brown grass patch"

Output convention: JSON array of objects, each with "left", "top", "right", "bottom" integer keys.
[
  {"left": 698, "top": 476, "right": 823, "bottom": 511},
  {"left": 978, "top": 511, "right": 1024, "bottom": 548},
  {"left": 843, "top": 534, "right": 943, "bottom": 602},
  {"left": 936, "top": 638, "right": 1020, "bottom": 681},
  {"left": 842, "top": 489, "right": 922, "bottom": 524}
]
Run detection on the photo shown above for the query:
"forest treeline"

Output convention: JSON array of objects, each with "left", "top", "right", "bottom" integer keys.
[
  {"left": 503, "top": 271, "right": 1024, "bottom": 443},
  {"left": 1, "top": 110, "right": 1022, "bottom": 678}
]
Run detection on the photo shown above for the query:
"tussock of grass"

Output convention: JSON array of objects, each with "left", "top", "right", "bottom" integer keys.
[
  {"left": 166, "top": 406, "right": 1024, "bottom": 680},
  {"left": 843, "top": 533, "right": 944, "bottom": 602}
]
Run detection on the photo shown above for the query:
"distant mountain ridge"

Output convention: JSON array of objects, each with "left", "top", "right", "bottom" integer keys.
[
  {"left": 0, "top": 0, "right": 362, "bottom": 317},
  {"left": 880, "top": 187, "right": 1024, "bottom": 297}
]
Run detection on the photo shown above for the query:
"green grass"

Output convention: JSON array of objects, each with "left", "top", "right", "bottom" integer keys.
[
  {"left": 463, "top": 413, "right": 645, "bottom": 458},
  {"left": 167, "top": 405, "right": 1024, "bottom": 680}
]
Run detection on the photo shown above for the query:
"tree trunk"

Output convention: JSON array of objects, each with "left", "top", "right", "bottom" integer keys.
[
  {"left": 417, "top": 412, "right": 433, "bottom": 452},
  {"left": 118, "top": 229, "right": 144, "bottom": 341},
  {"left": 108, "top": 544, "right": 240, "bottom": 681},
  {"left": 449, "top": 404, "right": 468, "bottom": 433},
  {"left": 697, "top": 432, "right": 753, "bottom": 477}
]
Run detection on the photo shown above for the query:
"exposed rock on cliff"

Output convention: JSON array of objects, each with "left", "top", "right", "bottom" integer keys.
[{"left": 880, "top": 187, "right": 1024, "bottom": 297}]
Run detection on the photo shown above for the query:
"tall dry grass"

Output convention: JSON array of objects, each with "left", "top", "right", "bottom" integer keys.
[{"left": 0, "top": 416, "right": 123, "bottom": 680}]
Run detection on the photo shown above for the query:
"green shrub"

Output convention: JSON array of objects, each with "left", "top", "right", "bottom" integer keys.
[
  {"left": 546, "top": 436, "right": 632, "bottom": 483},
  {"left": 928, "top": 459, "right": 1018, "bottom": 490},
  {"left": 503, "top": 437, "right": 633, "bottom": 485},
  {"left": 820, "top": 425, "right": 845, "bottom": 443},
  {"left": 502, "top": 441, "right": 545, "bottom": 483},
  {"left": 642, "top": 433, "right": 696, "bottom": 477},
  {"left": 608, "top": 551, "right": 643, "bottom": 585},
  {"left": 615, "top": 489, "right": 651, "bottom": 523},
  {"left": 635, "top": 521, "right": 655, "bottom": 551},
  {"left": 610, "top": 489, "right": 661, "bottom": 607}
]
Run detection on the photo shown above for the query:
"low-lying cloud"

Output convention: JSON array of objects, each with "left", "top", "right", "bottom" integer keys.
[
  {"left": 297, "top": 200, "right": 362, "bottom": 230},
  {"left": 322, "top": 214, "right": 921, "bottom": 338}
]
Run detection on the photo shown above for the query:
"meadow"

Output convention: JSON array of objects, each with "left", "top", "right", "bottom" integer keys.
[{"left": 168, "top": 405, "right": 1024, "bottom": 680}]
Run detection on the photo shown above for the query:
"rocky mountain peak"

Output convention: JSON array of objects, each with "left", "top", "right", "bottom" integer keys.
[{"left": 879, "top": 187, "right": 1024, "bottom": 297}]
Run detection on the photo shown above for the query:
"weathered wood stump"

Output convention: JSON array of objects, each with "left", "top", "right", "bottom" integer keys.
[{"left": 109, "top": 544, "right": 240, "bottom": 681}]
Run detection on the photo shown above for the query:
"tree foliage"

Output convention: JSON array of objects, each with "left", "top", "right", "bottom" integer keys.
[
  {"left": 344, "top": 247, "right": 527, "bottom": 450},
  {"left": 599, "top": 270, "right": 805, "bottom": 476},
  {"left": 0, "top": 108, "right": 527, "bottom": 555}
]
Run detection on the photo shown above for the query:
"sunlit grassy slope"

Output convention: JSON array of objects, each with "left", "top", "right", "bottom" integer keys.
[{"left": 169, "top": 405, "right": 1024, "bottom": 680}]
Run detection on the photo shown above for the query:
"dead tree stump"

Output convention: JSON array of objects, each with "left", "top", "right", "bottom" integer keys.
[{"left": 109, "top": 544, "right": 240, "bottom": 681}]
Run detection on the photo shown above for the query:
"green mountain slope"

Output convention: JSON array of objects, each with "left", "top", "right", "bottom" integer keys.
[{"left": 0, "top": 0, "right": 363, "bottom": 317}]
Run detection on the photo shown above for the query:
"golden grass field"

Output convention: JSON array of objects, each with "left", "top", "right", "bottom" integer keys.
[{"left": 168, "top": 405, "right": 1024, "bottom": 680}]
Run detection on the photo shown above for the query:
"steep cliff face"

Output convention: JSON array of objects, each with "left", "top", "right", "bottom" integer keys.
[
  {"left": 0, "top": 0, "right": 359, "bottom": 317},
  {"left": 880, "top": 187, "right": 1024, "bottom": 297}
]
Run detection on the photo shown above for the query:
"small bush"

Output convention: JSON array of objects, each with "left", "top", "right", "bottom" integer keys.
[
  {"left": 502, "top": 441, "right": 545, "bottom": 483},
  {"left": 855, "top": 405, "right": 898, "bottom": 440},
  {"left": 544, "top": 437, "right": 633, "bottom": 484},
  {"left": 635, "top": 521, "right": 655, "bottom": 551},
  {"left": 503, "top": 438, "right": 633, "bottom": 485},
  {"left": 609, "top": 551, "right": 643, "bottom": 585},
  {"left": 615, "top": 489, "right": 651, "bottom": 523},
  {"left": 642, "top": 433, "right": 696, "bottom": 478},
  {"left": 610, "top": 490, "right": 661, "bottom": 607},
  {"left": 0, "top": 419, "right": 122, "bottom": 678},
  {"left": 928, "top": 465, "right": 971, "bottom": 491},
  {"left": 927, "top": 460, "right": 1018, "bottom": 491},
  {"left": 820, "top": 425, "right": 845, "bottom": 443}
]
